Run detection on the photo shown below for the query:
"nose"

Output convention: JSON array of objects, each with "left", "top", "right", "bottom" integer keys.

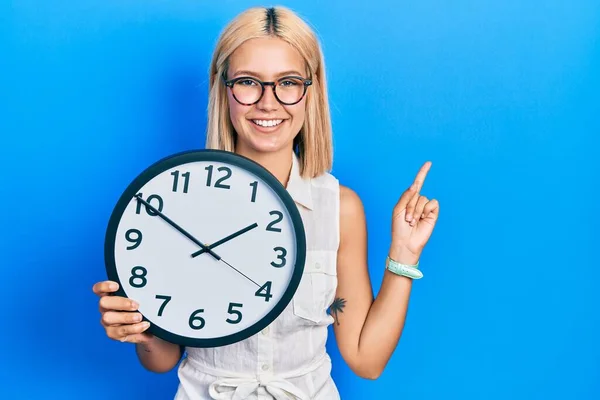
[{"left": 256, "top": 84, "right": 279, "bottom": 112}]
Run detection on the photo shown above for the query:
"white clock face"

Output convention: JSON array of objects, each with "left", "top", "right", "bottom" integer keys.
[{"left": 105, "top": 150, "right": 306, "bottom": 347}]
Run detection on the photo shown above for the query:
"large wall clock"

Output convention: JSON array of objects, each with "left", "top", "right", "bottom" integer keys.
[{"left": 104, "top": 149, "right": 306, "bottom": 347}]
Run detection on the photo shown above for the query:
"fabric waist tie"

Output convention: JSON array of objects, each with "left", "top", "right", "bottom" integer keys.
[{"left": 184, "top": 352, "right": 328, "bottom": 400}]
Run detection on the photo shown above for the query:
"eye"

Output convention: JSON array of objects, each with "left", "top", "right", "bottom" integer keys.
[
  {"left": 279, "top": 79, "right": 300, "bottom": 87},
  {"left": 237, "top": 79, "right": 258, "bottom": 86}
]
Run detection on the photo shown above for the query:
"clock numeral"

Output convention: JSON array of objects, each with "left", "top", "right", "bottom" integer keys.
[
  {"left": 205, "top": 165, "right": 231, "bottom": 189},
  {"left": 266, "top": 211, "right": 283, "bottom": 232},
  {"left": 226, "top": 302, "right": 243, "bottom": 324},
  {"left": 125, "top": 229, "right": 142, "bottom": 250},
  {"left": 189, "top": 309, "right": 206, "bottom": 330},
  {"left": 271, "top": 247, "right": 287, "bottom": 268},
  {"left": 129, "top": 266, "right": 147, "bottom": 288},
  {"left": 255, "top": 281, "right": 273, "bottom": 302},
  {"left": 135, "top": 193, "right": 163, "bottom": 216},
  {"left": 249, "top": 181, "right": 258, "bottom": 202},
  {"left": 155, "top": 295, "right": 171, "bottom": 316},
  {"left": 171, "top": 170, "right": 190, "bottom": 193}
]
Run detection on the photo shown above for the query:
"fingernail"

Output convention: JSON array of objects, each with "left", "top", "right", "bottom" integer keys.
[
  {"left": 120, "top": 336, "right": 129, "bottom": 342},
  {"left": 134, "top": 314, "right": 142, "bottom": 322},
  {"left": 406, "top": 214, "right": 412, "bottom": 221},
  {"left": 131, "top": 301, "right": 139, "bottom": 309},
  {"left": 109, "top": 282, "right": 118, "bottom": 290},
  {"left": 142, "top": 322, "right": 150, "bottom": 329}
]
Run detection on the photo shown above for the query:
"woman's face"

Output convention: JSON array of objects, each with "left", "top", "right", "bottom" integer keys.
[{"left": 225, "top": 37, "right": 308, "bottom": 157}]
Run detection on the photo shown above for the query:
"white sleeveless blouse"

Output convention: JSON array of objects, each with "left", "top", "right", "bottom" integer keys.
[{"left": 174, "top": 152, "right": 341, "bottom": 400}]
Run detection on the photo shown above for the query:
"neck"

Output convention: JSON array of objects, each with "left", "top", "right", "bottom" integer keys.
[{"left": 235, "top": 146, "right": 294, "bottom": 188}]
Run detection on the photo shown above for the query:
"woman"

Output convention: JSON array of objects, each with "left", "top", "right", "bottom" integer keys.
[{"left": 93, "top": 6, "right": 439, "bottom": 400}]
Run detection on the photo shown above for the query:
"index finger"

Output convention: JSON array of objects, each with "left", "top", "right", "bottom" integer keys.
[
  {"left": 411, "top": 161, "right": 432, "bottom": 193},
  {"left": 92, "top": 280, "right": 119, "bottom": 297}
]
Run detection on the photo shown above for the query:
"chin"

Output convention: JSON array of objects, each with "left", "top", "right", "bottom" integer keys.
[{"left": 247, "top": 139, "right": 288, "bottom": 155}]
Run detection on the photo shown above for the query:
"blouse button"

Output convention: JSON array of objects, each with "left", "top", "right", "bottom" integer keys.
[
  {"left": 315, "top": 262, "right": 321, "bottom": 270},
  {"left": 262, "top": 326, "right": 270, "bottom": 335},
  {"left": 262, "top": 364, "right": 269, "bottom": 371}
]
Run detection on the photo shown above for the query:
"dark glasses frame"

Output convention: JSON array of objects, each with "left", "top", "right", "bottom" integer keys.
[{"left": 222, "top": 74, "right": 313, "bottom": 106}]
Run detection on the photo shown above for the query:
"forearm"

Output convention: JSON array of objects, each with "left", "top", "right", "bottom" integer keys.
[
  {"left": 136, "top": 337, "right": 183, "bottom": 373},
  {"left": 356, "top": 252, "right": 417, "bottom": 378}
]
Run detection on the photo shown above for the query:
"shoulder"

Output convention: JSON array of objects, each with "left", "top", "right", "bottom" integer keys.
[
  {"left": 310, "top": 170, "right": 365, "bottom": 217},
  {"left": 339, "top": 184, "right": 365, "bottom": 221}
]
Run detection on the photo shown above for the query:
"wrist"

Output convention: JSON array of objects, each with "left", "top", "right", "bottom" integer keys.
[
  {"left": 388, "top": 247, "right": 420, "bottom": 265},
  {"left": 385, "top": 256, "right": 423, "bottom": 279}
]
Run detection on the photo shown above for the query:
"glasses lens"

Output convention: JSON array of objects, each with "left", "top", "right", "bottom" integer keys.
[
  {"left": 232, "top": 78, "right": 262, "bottom": 104},
  {"left": 275, "top": 77, "right": 305, "bottom": 104}
]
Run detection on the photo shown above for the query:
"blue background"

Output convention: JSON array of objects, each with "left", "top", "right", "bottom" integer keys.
[{"left": 2, "top": 0, "right": 599, "bottom": 399}]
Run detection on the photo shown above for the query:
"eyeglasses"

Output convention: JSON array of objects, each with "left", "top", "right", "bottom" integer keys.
[{"left": 222, "top": 75, "right": 312, "bottom": 106}]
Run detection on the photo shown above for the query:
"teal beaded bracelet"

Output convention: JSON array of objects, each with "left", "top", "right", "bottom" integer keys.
[{"left": 386, "top": 256, "right": 423, "bottom": 279}]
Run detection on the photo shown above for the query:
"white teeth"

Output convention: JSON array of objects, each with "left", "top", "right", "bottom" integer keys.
[{"left": 253, "top": 119, "right": 283, "bottom": 127}]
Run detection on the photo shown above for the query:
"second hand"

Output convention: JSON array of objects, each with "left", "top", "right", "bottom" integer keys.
[
  {"left": 135, "top": 195, "right": 261, "bottom": 289},
  {"left": 218, "top": 259, "right": 261, "bottom": 289}
]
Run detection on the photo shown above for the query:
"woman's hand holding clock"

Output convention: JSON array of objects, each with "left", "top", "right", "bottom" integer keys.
[{"left": 93, "top": 280, "right": 153, "bottom": 344}]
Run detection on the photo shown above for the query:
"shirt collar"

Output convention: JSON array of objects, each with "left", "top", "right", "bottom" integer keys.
[{"left": 286, "top": 152, "right": 314, "bottom": 210}]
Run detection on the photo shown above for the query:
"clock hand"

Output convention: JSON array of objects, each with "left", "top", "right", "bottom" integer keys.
[
  {"left": 190, "top": 222, "right": 259, "bottom": 258},
  {"left": 134, "top": 194, "right": 261, "bottom": 289},
  {"left": 217, "top": 258, "right": 262, "bottom": 289},
  {"left": 134, "top": 194, "right": 221, "bottom": 260}
]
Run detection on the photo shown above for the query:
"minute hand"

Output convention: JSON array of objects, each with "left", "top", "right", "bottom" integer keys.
[
  {"left": 134, "top": 195, "right": 261, "bottom": 289},
  {"left": 191, "top": 223, "right": 258, "bottom": 258},
  {"left": 134, "top": 194, "right": 221, "bottom": 260}
]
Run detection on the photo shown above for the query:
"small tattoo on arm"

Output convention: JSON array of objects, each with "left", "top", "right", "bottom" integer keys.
[{"left": 330, "top": 297, "right": 346, "bottom": 326}]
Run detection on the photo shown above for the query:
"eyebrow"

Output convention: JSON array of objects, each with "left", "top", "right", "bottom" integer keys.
[{"left": 232, "top": 70, "right": 305, "bottom": 79}]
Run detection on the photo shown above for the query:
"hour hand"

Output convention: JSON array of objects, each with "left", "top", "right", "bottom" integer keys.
[
  {"left": 191, "top": 223, "right": 258, "bottom": 258},
  {"left": 134, "top": 194, "right": 221, "bottom": 260}
]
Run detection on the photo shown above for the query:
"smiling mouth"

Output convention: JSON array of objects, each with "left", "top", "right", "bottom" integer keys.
[{"left": 251, "top": 119, "right": 284, "bottom": 127}]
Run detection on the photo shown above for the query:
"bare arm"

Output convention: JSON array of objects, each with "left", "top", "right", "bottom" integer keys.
[
  {"left": 333, "top": 177, "right": 438, "bottom": 379},
  {"left": 332, "top": 186, "right": 412, "bottom": 379}
]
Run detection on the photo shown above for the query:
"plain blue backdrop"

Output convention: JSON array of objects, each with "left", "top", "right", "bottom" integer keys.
[{"left": 2, "top": 0, "right": 599, "bottom": 399}]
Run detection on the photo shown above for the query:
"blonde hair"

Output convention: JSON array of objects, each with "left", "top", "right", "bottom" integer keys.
[{"left": 205, "top": 6, "right": 333, "bottom": 178}]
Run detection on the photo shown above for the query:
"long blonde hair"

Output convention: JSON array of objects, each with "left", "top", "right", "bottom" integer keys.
[{"left": 205, "top": 6, "right": 333, "bottom": 178}]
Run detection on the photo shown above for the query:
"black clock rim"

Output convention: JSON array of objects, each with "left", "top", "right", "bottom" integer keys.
[{"left": 104, "top": 149, "right": 306, "bottom": 348}]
